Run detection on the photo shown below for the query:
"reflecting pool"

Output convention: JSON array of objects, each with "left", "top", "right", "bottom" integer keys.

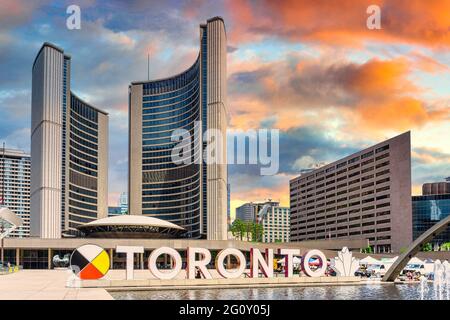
[{"left": 110, "top": 283, "right": 445, "bottom": 300}]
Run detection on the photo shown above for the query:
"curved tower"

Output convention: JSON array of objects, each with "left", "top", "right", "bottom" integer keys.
[
  {"left": 129, "top": 17, "right": 227, "bottom": 239},
  {"left": 31, "top": 43, "right": 108, "bottom": 238}
]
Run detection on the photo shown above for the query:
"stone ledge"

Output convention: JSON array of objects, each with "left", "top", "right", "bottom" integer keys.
[{"left": 80, "top": 276, "right": 361, "bottom": 289}]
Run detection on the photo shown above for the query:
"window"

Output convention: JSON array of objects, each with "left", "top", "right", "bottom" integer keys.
[
  {"left": 361, "top": 151, "right": 374, "bottom": 159},
  {"left": 375, "top": 145, "right": 389, "bottom": 153},
  {"left": 348, "top": 156, "right": 360, "bottom": 164}
]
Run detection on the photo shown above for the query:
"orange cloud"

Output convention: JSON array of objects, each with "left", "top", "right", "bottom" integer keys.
[
  {"left": 355, "top": 97, "right": 441, "bottom": 132},
  {"left": 228, "top": 54, "right": 449, "bottom": 134},
  {"left": 225, "top": 0, "right": 450, "bottom": 47}
]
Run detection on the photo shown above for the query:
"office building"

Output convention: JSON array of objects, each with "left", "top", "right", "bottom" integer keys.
[
  {"left": 236, "top": 203, "right": 257, "bottom": 222},
  {"left": 422, "top": 180, "right": 450, "bottom": 196},
  {"left": 119, "top": 192, "right": 128, "bottom": 214},
  {"left": 290, "top": 132, "right": 412, "bottom": 253},
  {"left": 235, "top": 201, "right": 290, "bottom": 243},
  {"left": 108, "top": 207, "right": 122, "bottom": 216},
  {"left": 413, "top": 179, "right": 450, "bottom": 246},
  {"left": 0, "top": 148, "right": 31, "bottom": 237},
  {"left": 31, "top": 43, "right": 108, "bottom": 238},
  {"left": 129, "top": 17, "right": 227, "bottom": 239},
  {"left": 261, "top": 202, "right": 290, "bottom": 243}
]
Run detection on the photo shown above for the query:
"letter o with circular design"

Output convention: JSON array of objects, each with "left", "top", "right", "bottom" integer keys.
[
  {"left": 70, "top": 244, "right": 110, "bottom": 280},
  {"left": 302, "top": 249, "right": 327, "bottom": 277},
  {"left": 148, "top": 247, "right": 182, "bottom": 280}
]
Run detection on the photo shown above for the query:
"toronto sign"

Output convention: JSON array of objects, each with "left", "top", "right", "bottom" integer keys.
[{"left": 69, "top": 245, "right": 344, "bottom": 280}]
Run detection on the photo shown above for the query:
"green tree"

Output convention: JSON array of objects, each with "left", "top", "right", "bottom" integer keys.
[
  {"left": 440, "top": 242, "right": 450, "bottom": 251},
  {"left": 422, "top": 243, "right": 433, "bottom": 252},
  {"left": 231, "top": 219, "right": 264, "bottom": 242},
  {"left": 251, "top": 223, "right": 264, "bottom": 242},
  {"left": 361, "top": 245, "right": 373, "bottom": 254},
  {"left": 230, "top": 219, "right": 245, "bottom": 240}
]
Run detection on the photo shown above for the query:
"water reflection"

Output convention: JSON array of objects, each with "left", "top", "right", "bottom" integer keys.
[{"left": 110, "top": 283, "right": 442, "bottom": 300}]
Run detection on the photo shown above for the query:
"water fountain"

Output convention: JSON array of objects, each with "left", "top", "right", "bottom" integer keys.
[
  {"left": 419, "top": 275, "right": 428, "bottom": 300},
  {"left": 444, "top": 261, "right": 450, "bottom": 300},
  {"left": 429, "top": 259, "right": 450, "bottom": 300}
]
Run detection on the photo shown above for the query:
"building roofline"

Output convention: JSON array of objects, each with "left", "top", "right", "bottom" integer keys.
[
  {"left": 32, "top": 42, "right": 65, "bottom": 69},
  {"left": 130, "top": 54, "right": 200, "bottom": 86},
  {"left": 0, "top": 148, "right": 30, "bottom": 158},
  {"left": 70, "top": 91, "right": 109, "bottom": 116},
  {"left": 290, "top": 131, "right": 411, "bottom": 182},
  {"left": 131, "top": 16, "right": 226, "bottom": 86},
  {"left": 207, "top": 16, "right": 225, "bottom": 23}
]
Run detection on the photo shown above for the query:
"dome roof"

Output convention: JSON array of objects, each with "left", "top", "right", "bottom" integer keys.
[{"left": 78, "top": 215, "right": 184, "bottom": 230}]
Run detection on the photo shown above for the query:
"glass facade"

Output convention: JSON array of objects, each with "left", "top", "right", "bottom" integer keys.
[
  {"left": 140, "top": 59, "right": 202, "bottom": 238},
  {"left": 412, "top": 194, "right": 450, "bottom": 246},
  {"left": 130, "top": 17, "right": 228, "bottom": 240},
  {"left": 67, "top": 94, "right": 100, "bottom": 234}
]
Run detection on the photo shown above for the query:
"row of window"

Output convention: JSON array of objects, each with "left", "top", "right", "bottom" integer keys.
[
  {"left": 142, "top": 58, "right": 199, "bottom": 95},
  {"left": 292, "top": 145, "right": 390, "bottom": 186},
  {"left": 142, "top": 74, "right": 199, "bottom": 102}
]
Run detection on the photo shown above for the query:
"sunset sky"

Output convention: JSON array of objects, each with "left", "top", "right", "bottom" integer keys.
[{"left": 0, "top": 0, "right": 449, "bottom": 219}]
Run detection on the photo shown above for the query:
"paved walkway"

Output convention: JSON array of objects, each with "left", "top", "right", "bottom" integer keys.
[{"left": 0, "top": 270, "right": 113, "bottom": 300}]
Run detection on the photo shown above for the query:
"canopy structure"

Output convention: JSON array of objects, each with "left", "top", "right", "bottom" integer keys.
[
  {"left": 380, "top": 256, "right": 399, "bottom": 264},
  {"left": 0, "top": 207, "right": 23, "bottom": 239},
  {"left": 76, "top": 215, "right": 186, "bottom": 239},
  {"left": 406, "top": 257, "right": 425, "bottom": 265},
  {"left": 359, "top": 256, "right": 382, "bottom": 265}
]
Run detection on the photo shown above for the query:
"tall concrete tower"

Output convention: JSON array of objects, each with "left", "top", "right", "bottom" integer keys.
[
  {"left": 31, "top": 43, "right": 65, "bottom": 238},
  {"left": 128, "top": 17, "right": 228, "bottom": 240},
  {"left": 31, "top": 43, "right": 108, "bottom": 239}
]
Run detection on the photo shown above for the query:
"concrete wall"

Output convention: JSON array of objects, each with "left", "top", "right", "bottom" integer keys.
[
  {"left": 206, "top": 17, "right": 228, "bottom": 240},
  {"left": 31, "top": 44, "right": 64, "bottom": 239},
  {"left": 128, "top": 84, "right": 143, "bottom": 216},
  {"left": 97, "top": 112, "right": 109, "bottom": 219}
]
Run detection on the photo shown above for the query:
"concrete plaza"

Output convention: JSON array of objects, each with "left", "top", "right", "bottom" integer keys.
[{"left": 0, "top": 270, "right": 113, "bottom": 300}]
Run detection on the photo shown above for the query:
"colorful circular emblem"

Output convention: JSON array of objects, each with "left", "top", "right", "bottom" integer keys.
[{"left": 70, "top": 244, "right": 110, "bottom": 280}]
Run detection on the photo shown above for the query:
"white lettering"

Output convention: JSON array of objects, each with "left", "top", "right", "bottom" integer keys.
[
  {"left": 116, "top": 246, "right": 143, "bottom": 280},
  {"left": 148, "top": 247, "right": 182, "bottom": 280}
]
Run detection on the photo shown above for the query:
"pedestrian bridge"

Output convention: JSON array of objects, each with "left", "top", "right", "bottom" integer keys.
[{"left": 383, "top": 215, "right": 450, "bottom": 282}]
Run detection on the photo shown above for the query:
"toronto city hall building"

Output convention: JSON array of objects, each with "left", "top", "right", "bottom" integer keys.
[
  {"left": 129, "top": 17, "right": 228, "bottom": 239},
  {"left": 31, "top": 43, "right": 109, "bottom": 239},
  {"left": 290, "top": 132, "right": 412, "bottom": 253},
  {"left": 0, "top": 148, "right": 31, "bottom": 237}
]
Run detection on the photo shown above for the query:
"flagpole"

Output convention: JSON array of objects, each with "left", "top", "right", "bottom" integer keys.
[{"left": 1, "top": 142, "right": 4, "bottom": 265}]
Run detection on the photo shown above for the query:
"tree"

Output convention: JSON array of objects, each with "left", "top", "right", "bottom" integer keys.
[
  {"left": 361, "top": 245, "right": 373, "bottom": 254},
  {"left": 230, "top": 219, "right": 264, "bottom": 242},
  {"left": 440, "top": 242, "right": 450, "bottom": 251},
  {"left": 251, "top": 223, "right": 264, "bottom": 242},
  {"left": 422, "top": 243, "right": 433, "bottom": 252},
  {"left": 230, "top": 219, "right": 245, "bottom": 240}
]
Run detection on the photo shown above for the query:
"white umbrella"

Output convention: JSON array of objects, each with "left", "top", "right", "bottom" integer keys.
[{"left": 278, "top": 256, "right": 301, "bottom": 266}]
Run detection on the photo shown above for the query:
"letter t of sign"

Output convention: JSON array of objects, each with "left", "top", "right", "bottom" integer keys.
[
  {"left": 250, "top": 248, "right": 274, "bottom": 278},
  {"left": 116, "top": 246, "right": 144, "bottom": 280},
  {"left": 278, "top": 249, "right": 300, "bottom": 277}
]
